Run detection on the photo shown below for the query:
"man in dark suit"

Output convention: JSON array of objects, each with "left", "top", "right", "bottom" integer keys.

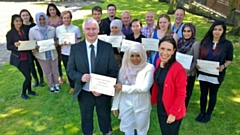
[{"left": 67, "top": 18, "right": 118, "bottom": 135}]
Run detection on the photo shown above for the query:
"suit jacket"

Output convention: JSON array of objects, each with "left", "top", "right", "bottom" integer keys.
[
  {"left": 67, "top": 39, "right": 118, "bottom": 102},
  {"left": 6, "top": 28, "right": 32, "bottom": 67}
]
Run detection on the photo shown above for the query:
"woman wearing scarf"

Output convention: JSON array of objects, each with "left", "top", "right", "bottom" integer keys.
[
  {"left": 177, "top": 23, "right": 200, "bottom": 108},
  {"left": 112, "top": 44, "right": 154, "bottom": 135},
  {"left": 29, "top": 12, "right": 60, "bottom": 93},
  {"left": 110, "top": 19, "right": 125, "bottom": 68}
]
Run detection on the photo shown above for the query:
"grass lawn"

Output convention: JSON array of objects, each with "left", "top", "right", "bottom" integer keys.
[{"left": 1, "top": 0, "right": 240, "bottom": 135}]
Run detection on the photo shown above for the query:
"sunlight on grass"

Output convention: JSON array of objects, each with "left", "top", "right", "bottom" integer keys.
[{"left": 0, "top": 108, "right": 25, "bottom": 118}]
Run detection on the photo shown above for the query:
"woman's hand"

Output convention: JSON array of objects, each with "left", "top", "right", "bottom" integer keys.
[
  {"left": 114, "top": 83, "right": 122, "bottom": 90},
  {"left": 166, "top": 114, "right": 176, "bottom": 124},
  {"left": 112, "top": 110, "right": 118, "bottom": 117},
  {"left": 14, "top": 42, "right": 20, "bottom": 47},
  {"left": 217, "top": 65, "right": 225, "bottom": 72},
  {"left": 196, "top": 64, "right": 200, "bottom": 69}
]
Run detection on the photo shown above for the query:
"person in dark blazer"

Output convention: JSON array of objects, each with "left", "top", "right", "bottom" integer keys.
[
  {"left": 67, "top": 18, "right": 118, "bottom": 135},
  {"left": 6, "top": 14, "right": 38, "bottom": 100}
]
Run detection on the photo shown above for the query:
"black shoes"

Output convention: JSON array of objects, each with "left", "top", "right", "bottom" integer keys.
[
  {"left": 33, "top": 79, "right": 39, "bottom": 87},
  {"left": 195, "top": 113, "right": 211, "bottom": 123},
  {"left": 21, "top": 94, "right": 30, "bottom": 100},
  {"left": 39, "top": 77, "right": 44, "bottom": 87},
  {"left": 28, "top": 91, "right": 39, "bottom": 96}
]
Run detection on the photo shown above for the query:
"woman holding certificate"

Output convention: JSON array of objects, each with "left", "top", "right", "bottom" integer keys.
[
  {"left": 195, "top": 20, "right": 233, "bottom": 123},
  {"left": 150, "top": 14, "right": 178, "bottom": 67},
  {"left": 56, "top": 11, "right": 81, "bottom": 94},
  {"left": 110, "top": 19, "right": 125, "bottom": 68},
  {"left": 112, "top": 44, "right": 154, "bottom": 135},
  {"left": 177, "top": 23, "right": 200, "bottom": 108},
  {"left": 126, "top": 19, "right": 146, "bottom": 43},
  {"left": 20, "top": 9, "right": 44, "bottom": 87},
  {"left": 47, "top": 3, "right": 65, "bottom": 85},
  {"left": 29, "top": 12, "right": 60, "bottom": 93},
  {"left": 151, "top": 36, "right": 187, "bottom": 135},
  {"left": 6, "top": 14, "right": 38, "bottom": 100}
]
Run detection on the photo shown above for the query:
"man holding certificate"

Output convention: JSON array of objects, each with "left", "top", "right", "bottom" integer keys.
[{"left": 67, "top": 18, "right": 118, "bottom": 135}]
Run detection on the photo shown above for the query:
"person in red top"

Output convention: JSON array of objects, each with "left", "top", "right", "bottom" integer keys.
[
  {"left": 6, "top": 14, "right": 38, "bottom": 100},
  {"left": 151, "top": 36, "right": 187, "bottom": 135}
]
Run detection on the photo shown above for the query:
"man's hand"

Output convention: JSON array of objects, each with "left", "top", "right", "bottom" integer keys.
[
  {"left": 81, "top": 74, "right": 90, "bottom": 82},
  {"left": 92, "top": 91, "right": 101, "bottom": 97}
]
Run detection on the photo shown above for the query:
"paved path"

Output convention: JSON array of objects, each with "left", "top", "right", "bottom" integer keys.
[{"left": 0, "top": 0, "right": 102, "bottom": 66}]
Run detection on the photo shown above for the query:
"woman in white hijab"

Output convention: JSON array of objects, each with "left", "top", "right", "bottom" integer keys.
[{"left": 112, "top": 44, "right": 154, "bottom": 135}]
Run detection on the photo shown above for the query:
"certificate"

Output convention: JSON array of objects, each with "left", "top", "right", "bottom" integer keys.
[
  {"left": 58, "top": 33, "right": 75, "bottom": 44},
  {"left": 37, "top": 39, "right": 56, "bottom": 53},
  {"left": 197, "top": 59, "right": 219, "bottom": 75},
  {"left": 98, "top": 34, "right": 108, "bottom": 41},
  {"left": 141, "top": 38, "right": 159, "bottom": 51},
  {"left": 89, "top": 73, "right": 116, "bottom": 96},
  {"left": 106, "top": 36, "right": 122, "bottom": 48},
  {"left": 121, "top": 39, "right": 139, "bottom": 52},
  {"left": 18, "top": 40, "right": 36, "bottom": 51},
  {"left": 176, "top": 52, "right": 193, "bottom": 70}
]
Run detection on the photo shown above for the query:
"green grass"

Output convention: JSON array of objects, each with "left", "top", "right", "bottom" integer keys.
[{"left": 1, "top": 0, "right": 240, "bottom": 135}]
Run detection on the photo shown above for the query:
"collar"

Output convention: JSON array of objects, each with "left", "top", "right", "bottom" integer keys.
[
  {"left": 85, "top": 39, "right": 98, "bottom": 48},
  {"left": 64, "top": 24, "right": 73, "bottom": 29}
]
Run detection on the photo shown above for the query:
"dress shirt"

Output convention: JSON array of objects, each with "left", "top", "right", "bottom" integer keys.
[
  {"left": 122, "top": 25, "right": 133, "bottom": 36},
  {"left": 141, "top": 23, "right": 156, "bottom": 38},
  {"left": 82, "top": 39, "right": 98, "bottom": 91}
]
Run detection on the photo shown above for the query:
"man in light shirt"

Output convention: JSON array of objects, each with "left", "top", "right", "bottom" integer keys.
[
  {"left": 171, "top": 7, "right": 185, "bottom": 39},
  {"left": 141, "top": 11, "right": 156, "bottom": 38}
]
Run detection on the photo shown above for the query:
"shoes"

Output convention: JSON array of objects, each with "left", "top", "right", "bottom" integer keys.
[
  {"left": 33, "top": 78, "right": 39, "bottom": 87},
  {"left": 55, "top": 84, "right": 60, "bottom": 93},
  {"left": 28, "top": 91, "right": 39, "bottom": 96},
  {"left": 21, "top": 94, "right": 30, "bottom": 100},
  {"left": 39, "top": 77, "right": 44, "bottom": 87},
  {"left": 50, "top": 86, "right": 55, "bottom": 93},
  {"left": 195, "top": 113, "right": 205, "bottom": 122},
  {"left": 201, "top": 115, "right": 211, "bottom": 123},
  {"left": 69, "top": 88, "right": 74, "bottom": 94}
]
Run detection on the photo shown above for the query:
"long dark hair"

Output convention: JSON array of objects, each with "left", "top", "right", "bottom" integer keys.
[
  {"left": 19, "top": 9, "right": 34, "bottom": 23},
  {"left": 158, "top": 36, "right": 177, "bottom": 69},
  {"left": 11, "top": 14, "right": 23, "bottom": 29},
  {"left": 46, "top": 3, "right": 61, "bottom": 17},
  {"left": 200, "top": 20, "right": 226, "bottom": 59}
]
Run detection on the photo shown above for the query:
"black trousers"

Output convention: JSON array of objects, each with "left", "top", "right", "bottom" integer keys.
[
  {"left": 58, "top": 59, "right": 63, "bottom": 77},
  {"left": 199, "top": 80, "right": 221, "bottom": 115},
  {"left": 62, "top": 54, "right": 74, "bottom": 88},
  {"left": 31, "top": 55, "right": 43, "bottom": 79},
  {"left": 18, "top": 60, "right": 32, "bottom": 95},
  {"left": 185, "top": 75, "right": 196, "bottom": 108},
  {"left": 78, "top": 90, "right": 112, "bottom": 135},
  {"left": 157, "top": 102, "right": 182, "bottom": 135}
]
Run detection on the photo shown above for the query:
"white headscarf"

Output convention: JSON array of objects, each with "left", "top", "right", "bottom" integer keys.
[
  {"left": 119, "top": 44, "right": 147, "bottom": 85},
  {"left": 110, "top": 19, "right": 124, "bottom": 36}
]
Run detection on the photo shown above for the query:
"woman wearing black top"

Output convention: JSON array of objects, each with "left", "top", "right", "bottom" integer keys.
[
  {"left": 20, "top": 9, "right": 44, "bottom": 87},
  {"left": 6, "top": 14, "right": 38, "bottom": 100},
  {"left": 126, "top": 19, "right": 146, "bottom": 43}
]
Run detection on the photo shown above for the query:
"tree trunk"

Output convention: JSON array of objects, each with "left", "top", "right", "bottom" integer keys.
[
  {"left": 167, "top": 0, "right": 175, "bottom": 14},
  {"left": 227, "top": 0, "right": 240, "bottom": 35}
]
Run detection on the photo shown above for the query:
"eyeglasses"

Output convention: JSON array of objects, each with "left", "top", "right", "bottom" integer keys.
[{"left": 183, "top": 30, "right": 191, "bottom": 32}]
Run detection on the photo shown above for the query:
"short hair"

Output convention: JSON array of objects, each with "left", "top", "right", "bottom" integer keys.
[
  {"left": 61, "top": 10, "right": 72, "bottom": 19},
  {"left": 130, "top": 19, "right": 142, "bottom": 27},
  {"left": 19, "top": 9, "right": 34, "bottom": 23},
  {"left": 92, "top": 6, "right": 102, "bottom": 14},
  {"left": 82, "top": 18, "right": 99, "bottom": 29},
  {"left": 174, "top": 7, "right": 185, "bottom": 15},
  {"left": 46, "top": 3, "right": 61, "bottom": 17},
  {"left": 107, "top": 4, "right": 117, "bottom": 10}
]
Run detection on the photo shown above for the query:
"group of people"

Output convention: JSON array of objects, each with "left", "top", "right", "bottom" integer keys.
[{"left": 6, "top": 3, "right": 233, "bottom": 135}]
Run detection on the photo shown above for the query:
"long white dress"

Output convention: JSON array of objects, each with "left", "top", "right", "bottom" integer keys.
[{"left": 111, "top": 63, "right": 155, "bottom": 135}]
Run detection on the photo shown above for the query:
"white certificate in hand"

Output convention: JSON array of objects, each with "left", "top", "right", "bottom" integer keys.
[
  {"left": 98, "top": 34, "right": 108, "bottom": 41},
  {"left": 121, "top": 39, "right": 139, "bottom": 52},
  {"left": 18, "top": 40, "right": 36, "bottom": 51},
  {"left": 89, "top": 73, "right": 116, "bottom": 96},
  {"left": 176, "top": 52, "right": 193, "bottom": 70},
  {"left": 37, "top": 39, "right": 55, "bottom": 53},
  {"left": 59, "top": 33, "right": 75, "bottom": 44},
  {"left": 106, "top": 36, "right": 122, "bottom": 48},
  {"left": 197, "top": 59, "right": 219, "bottom": 75},
  {"left": 141, "top": 38, "right": 159, "bottom": 51}
]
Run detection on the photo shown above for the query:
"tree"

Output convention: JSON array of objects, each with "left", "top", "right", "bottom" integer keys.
[
  {"left": 226, "top": 0, "right": 240, "bottom": 35},
  {"left": 167, "top": 0, "right": 175, "bottom": 14}
]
